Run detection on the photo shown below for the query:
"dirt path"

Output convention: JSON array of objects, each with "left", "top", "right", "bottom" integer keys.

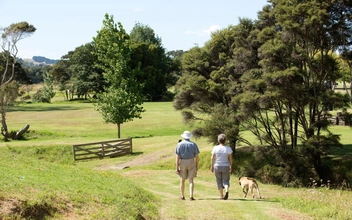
[
  {"left": 119, "top": 168, "right": 314, "bottom": 220},
  {"left": 96, "top": 149, "right": 314, "bottom": 220},
  {"left": 98, "top": 148, "right": 174, "bottom": 170}
]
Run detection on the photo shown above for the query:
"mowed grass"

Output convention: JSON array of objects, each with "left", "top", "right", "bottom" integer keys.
[
  {"left": 1, "top": 99, "right": 352, "bottom": 219},
  {"left": 4, "top": 101, "right": 190, "bottom": 146}
]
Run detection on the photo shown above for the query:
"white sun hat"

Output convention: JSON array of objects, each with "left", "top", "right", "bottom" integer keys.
[{"left": 181, "top": 131, "right": 193, "bottom": 139}]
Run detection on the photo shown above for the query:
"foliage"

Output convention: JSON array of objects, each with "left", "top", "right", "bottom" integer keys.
[
  {"left": 1, "top": 21, "right": 36, "bottom": 85},
  {"left": 93, "top": 14, "right": 145, "bottom": 138},
  {"left": 130, "top": 22, "right": 182, "bottom": 101},
  {"left": 0, "top": 81, "right": 19, "bottom": 138},
  {"left": 24, "top": 64, "right": 51, "bottom": 84},
  {"left": 0, "top": 21, "right": 36, "bottom": 140},
  {"left": 0, "top": 55, "right": 31, "bottom": 84},
  {"left": 62, "top": 42, "right": 105, "bottom": 100},
  {"left": 32, "top": 71, "right": 56, "bottom": 103},
  {"left": 173, "top": 0, "right": 352, "bottom": 185},
  {"left": 173, "top": 19, "right": 260, "bottom": 151},
  {"left": 239, "top": 0, "right": 352, "bottom": 183},
  {"left": 50, "top": 59, "right": 70, "bottom": 85}
]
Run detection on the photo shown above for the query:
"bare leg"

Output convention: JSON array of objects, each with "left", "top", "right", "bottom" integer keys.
[
  {"left": 219, "top": 187, "right": 224, "bottom": 199},
  {"left": 189, "top": 178, "right": 194, "bottom": 198},
  {"left": 180, "top": 179, "right": 186, "bottom": 198}
]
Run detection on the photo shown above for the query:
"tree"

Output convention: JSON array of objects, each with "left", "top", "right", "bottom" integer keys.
[
  {"left": 93, "top": 14, "right": 145, "bottom": 138},
  {"left": 0, "top": 22, "right": 36, "bottom": 140},
  {"left": 32, "top": 71, "right": 56, "bottom": 103},
  {"left": 166, "top": 50, "right": 184, "bottom": 88},
  {"left": 173, "top": 0, "right": 352, "bottom": 185},
  {"left": 24, "top": 64, "right": 51, "bottom": 84},
  {"left": 62, "top": 42, "right": 104, "bottom": 100},
  {"left": 0, "top": 55, "right": 31, "bottom": 84},
  {"left": 174, "top": 20, "right": 260, "bottom": 150},
  {"left": 49, "top": 59, "right": 71, "bottom": 100},
  {"left": 130, "top": 22, "right": 181, "bottom": 101},
  {"left": 236, "top": 0, "right": 352, "bottom": 184}
]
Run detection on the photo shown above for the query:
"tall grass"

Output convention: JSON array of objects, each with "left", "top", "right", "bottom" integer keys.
[
  {"left": 281, "top": 188, "right": 352, "bottom": 219},
  {"left": 0, "top": 144, "right": 159, "bottom": 219}
]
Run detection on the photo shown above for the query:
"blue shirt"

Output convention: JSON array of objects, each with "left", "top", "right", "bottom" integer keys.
[{"left": 175, "top": 140, "right": 200, "bottom": 159}]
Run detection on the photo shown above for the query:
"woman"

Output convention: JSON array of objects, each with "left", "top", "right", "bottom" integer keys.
[{"left": 211, "top": 133, "right": 233, "bottom": 200}]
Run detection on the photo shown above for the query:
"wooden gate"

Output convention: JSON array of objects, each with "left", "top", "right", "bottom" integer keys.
[{"left": 72, "top": 138, "right": 132, "bottom": 161}]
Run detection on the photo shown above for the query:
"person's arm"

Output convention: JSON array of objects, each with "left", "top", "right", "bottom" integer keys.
[
  {"left": 195, "top": 154, "right": 199, "bottom": 171},
  {"left": 211, "top": 154, "right": 215, "bottom": 173},
  {"left": 176, "top": 154, "right": 181, "bottom": 174},
  {"left": 228, "top": 153, "right": 233, "bottom": 173}
]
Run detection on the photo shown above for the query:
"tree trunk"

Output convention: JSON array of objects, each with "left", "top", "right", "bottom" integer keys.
[
  {"left": 14, "top": 124, "right": 30, "bottom": 140},
  {"left": 350, "top": 66, "right": 352, "bottom": 102},
  {"left": 117, "top": 123, "right": 120, "bottom": 138},
  {"left": 0, "top": 109, "right": 9, "bottom": 141}
]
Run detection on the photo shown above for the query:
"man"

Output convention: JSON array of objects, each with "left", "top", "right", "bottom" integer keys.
[{"left": 175, "top": 131, "right": 200, "bottom": 201}]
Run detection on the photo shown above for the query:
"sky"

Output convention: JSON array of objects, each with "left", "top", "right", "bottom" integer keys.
[{"left": 0, "top": 0, "right": 269, "bottom": 60}]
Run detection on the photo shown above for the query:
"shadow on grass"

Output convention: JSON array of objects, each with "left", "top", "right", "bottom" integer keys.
[
  {"left": 197, "top": 198, "right": 276, "bottom": 202},
  {"left": 8, "top": 102, "right": 92, "bottom": 112},
  {"left": 131, "top": 152, "right": 144, "bottom": 156},
  {"left": 330, "top": 144, "right": 352, "bottom": 158},
  {"left": 131, "top": 135, "right": 154, "bottom": 139}
]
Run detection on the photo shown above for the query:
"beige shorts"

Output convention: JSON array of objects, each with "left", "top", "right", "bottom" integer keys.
[{"left": 179, "top": 158, "right": 197, "bottom": 179}]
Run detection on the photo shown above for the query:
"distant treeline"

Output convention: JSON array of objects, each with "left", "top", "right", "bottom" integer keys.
[{"left": 32, "top": 56, "right": 58, "bottom": 64}]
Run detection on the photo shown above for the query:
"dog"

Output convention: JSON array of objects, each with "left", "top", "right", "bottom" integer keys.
[{"left": 238, "top": 177, "right": 262, "bottom": 199}]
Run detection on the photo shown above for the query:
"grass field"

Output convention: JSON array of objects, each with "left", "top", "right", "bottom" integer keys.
[{"left": 1, "top": 99, "right": 352, "bottom": 219}]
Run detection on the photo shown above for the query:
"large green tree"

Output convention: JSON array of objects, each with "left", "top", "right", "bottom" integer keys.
[
  {"left": 0, "top": 22, "right": 36, "bottom": 140},
  {"left": 174, "top": 0, "right": 352, "bottom": 185},
  {"left": 130, "top": 23, "right": 181, "bottom": 101},
  {"left": 64, "top": 42, "right": 104, "bottom": 100},
  {"left": 174, "top": 19, "right": 260, "bottom": 150},
  {"left": 93, "top": 14, "right": 145, "bottom": 138},
  {"left": 236, "top": 0, "right": 352, "bottom": 184}
]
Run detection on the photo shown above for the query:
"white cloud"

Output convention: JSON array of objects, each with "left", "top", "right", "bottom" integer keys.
[
  {"left": 134, "top": 8, "right": 144, "bottom": 12},
  {"left": 185, "top": 25, "right": 221, "bottom": 36}
]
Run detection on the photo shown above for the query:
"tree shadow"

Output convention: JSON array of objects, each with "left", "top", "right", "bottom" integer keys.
[
  {"left": 131, "top": 152, "right": 144, "bottom": 156},
  {"left": 197, "top": 197, "right": 277, "bottom": 202},
  {"left": 8, "top": 104, "right": 90, "bottom": 112},
  {"left": 330, "top": 144, "right": 352, "bottom": 159}
]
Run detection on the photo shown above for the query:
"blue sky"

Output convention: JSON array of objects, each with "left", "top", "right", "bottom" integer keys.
[{"left": 0, "top": 0, "right": 269, "bottom": 59}]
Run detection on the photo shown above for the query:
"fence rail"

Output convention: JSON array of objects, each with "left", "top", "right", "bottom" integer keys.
[{"left": 72, "top": 138, "right": 132, "bottom": 161}]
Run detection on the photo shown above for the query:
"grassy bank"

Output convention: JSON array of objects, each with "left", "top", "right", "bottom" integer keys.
[{"left": 0, "top": 144, "right": 159, "bottom": 219}]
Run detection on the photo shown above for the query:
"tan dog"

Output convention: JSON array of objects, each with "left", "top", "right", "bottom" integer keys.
[{"left": 239, "top": 177, "right": 262, "bottom": 199}]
